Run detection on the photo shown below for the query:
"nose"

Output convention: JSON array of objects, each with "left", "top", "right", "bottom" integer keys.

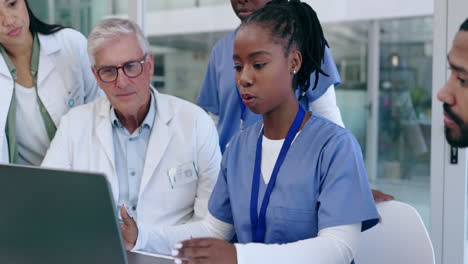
[
  {"left": 437, "top": 75, "right": 456, "bottom": 106},
  {"left": 115, "top": 68, "right": 131, "bottom": 89},
  {"left": 237, "top": 67, "right": 253, "bottom": 88}
]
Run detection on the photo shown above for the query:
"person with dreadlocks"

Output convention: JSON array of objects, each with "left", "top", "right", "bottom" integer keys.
[
  {"left": 120, "top": 1, "right": 378, "bottom": 263},
  {"left": 200, "top": 0, "right": 393, "bottom": 202},
  {"left": 198, "top": 0, "right": 343, "bottom": 155}
]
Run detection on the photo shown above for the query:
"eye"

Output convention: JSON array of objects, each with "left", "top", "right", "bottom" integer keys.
[
  {"left": 8, "top": 0, "right": 17, "bottom": 8},
  {"left": 253, "top": 63, "right": 266, "bottom": 70},
  {"left": 124, "top": 62, "right": 139, "bottom": 71},
  {"left": 99, "top": 67, "right": 116, "bottom": 75},
  {"left": 233, "top": 65, "right": 243, "bottom": 72},
  {"left": 458, "top": 77, "right": 468, "bottom": 86}
]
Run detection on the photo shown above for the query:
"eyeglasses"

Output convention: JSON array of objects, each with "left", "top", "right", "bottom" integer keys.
[{"left": 95, "top": 54, "right": 147, "bottom": 83}]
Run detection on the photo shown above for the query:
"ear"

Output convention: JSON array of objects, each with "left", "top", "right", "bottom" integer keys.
[
  {"left": 289, "top": 49, "right": 302, "bottom": 75},
  {"left": 91, "top": 66, "right": 99, "bottom": 81},
  {"left": 146, "top": 52, "right": 155, "bottom": 77}
]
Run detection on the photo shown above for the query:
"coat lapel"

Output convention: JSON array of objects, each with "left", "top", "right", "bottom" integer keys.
[
  {"left": 37, "top": 33, "right": 59, "bottom": 88},
  {"left": 0, "top": 58, "right": 13, "bottom": 162},
  {"left": 140, "top": 89, "right": 173, "bottom": 193},
  {"left": 95, "top": 99, "right": 119, "bottom": 200}
]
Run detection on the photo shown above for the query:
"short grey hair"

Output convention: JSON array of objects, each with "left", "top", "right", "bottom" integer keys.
[{"left": 87, "top": 18, "right": 150, "bottom": 65}]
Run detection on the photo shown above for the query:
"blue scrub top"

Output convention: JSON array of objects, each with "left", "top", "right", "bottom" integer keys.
[
  {"left": 208, "top": 113, "right": 379, "bottom": 244},
  {"left": 197, "top": 31, "right": 341, "bottom": 153}
]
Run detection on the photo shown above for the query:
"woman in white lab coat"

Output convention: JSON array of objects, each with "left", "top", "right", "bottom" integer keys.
[{"left": 0, "top": 0, "right": 100, "bottom": 165}]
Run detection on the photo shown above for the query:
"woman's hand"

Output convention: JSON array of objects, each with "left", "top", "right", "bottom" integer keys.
[
  {"left": 173, "top": 237, "right": 237, "bottom": 264},
  {"left": 120, "top": 205, "right": 139, "bottom": 250},
  {"left": 371, "top": 189, "right": 394, "bottom": 202}
]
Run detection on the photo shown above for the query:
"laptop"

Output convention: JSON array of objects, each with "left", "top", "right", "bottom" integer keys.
[{"left": 0, "top": 164, "right": 173, "bottom": 264}]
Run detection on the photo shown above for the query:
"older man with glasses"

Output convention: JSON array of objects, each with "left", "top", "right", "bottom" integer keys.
[{"left": 42, "top": 18, "right": 221, "bottom": 252}]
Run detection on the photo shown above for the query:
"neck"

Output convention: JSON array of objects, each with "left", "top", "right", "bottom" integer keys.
[
  {"left": 3, "top": 31, "right": 33, "bottom": 60},
  {"left": 115, "top": 97, "right": 151, "bottom": 134},
  {"left": 262, "top": 96, "right": 301, "bottom": 140}
]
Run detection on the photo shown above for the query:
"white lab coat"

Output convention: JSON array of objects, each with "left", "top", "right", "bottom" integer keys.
[
  {"left": 0, "top": 28, "right": 100, "bottom": 163},
  {"left": 42, "top": 89, "right": 221, "bottom": 233}
]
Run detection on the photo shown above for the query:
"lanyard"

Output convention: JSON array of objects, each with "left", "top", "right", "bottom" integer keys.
[
  {"left": 0, "top": 33, "right": 56, "bottom": 163},
  {"left": 250, "top": 105, "right": 306, "bottom": 243}
]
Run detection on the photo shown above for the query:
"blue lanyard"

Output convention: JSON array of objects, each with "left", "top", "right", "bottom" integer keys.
[{"left": 250, "top": 105, "right": 306, "bottom": 243}]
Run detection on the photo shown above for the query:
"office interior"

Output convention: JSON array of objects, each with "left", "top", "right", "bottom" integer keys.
[{"left": 26, "top": 0, "right": 468, "bottom": 263}]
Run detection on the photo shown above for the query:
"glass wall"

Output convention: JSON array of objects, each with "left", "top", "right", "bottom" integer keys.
[
  {"left": 148, "top": 32, "right": 227, "bottom": 102},
  {"left": 324, "top": 23, "right": 369, "bottom": 154},
  {"left": 328, "top": 17, "right": 432, "bottom": 226},
  {"left": 376, "top": 17, "right": 432, "bottom": 225},
  {"left": 29, "top": 0, "right": 111, "bottom": 36}
]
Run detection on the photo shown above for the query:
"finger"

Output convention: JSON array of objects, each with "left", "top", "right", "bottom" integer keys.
[
  {"left": 175, "top": 246, "right": 211, "bottom": 259},
  {"left": 125, "top": 241, "right": 133, "bottom": 250},
  {"left": 175, "top": 258, "right": 207, "bottom": 264},
  {"left": 120, "top": 204, "right": 130, "bottom": 220},
  {"left": 179, "top": 238, "right": 214, "bottom": 248},
  {"left": 176, "top": 256, "right": 209, "bottom": 264},
  {"left": 120, "top": 206, "right": 136, "bottom": 226},
  {"left": 372, "top": 189, "right": 393, "bottom": 202}
]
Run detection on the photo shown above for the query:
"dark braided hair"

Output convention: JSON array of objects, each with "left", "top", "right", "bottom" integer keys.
[
  {"left": 461, "top": 18, "right": 468, "bottom": 31},
  {"left": 240, "top": 0, "right": 329, "bottom": 99}
]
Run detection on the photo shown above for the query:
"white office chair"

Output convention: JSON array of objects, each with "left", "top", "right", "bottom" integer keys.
[{"left": 354, "top": 200, "right": 435, "bottom": 264}]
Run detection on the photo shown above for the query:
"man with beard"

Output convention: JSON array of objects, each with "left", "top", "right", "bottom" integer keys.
[{"left": 438, "top": 18, "right": 468, "bottom": 147}]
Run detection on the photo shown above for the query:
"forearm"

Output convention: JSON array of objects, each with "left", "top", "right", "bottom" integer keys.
[
  {"left": 235, "top": 223, "right": 361, "bottom": 264},
  {"left": 134, "top": 213, "right": 234, "bottom": 255}
]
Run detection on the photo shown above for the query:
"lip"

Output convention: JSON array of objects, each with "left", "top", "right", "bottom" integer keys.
[
  {"left": 116, "top": 91, "right": 136, "bottom": 97},
  {"left": 7, "top": 27, "right": 22, "bottom": 37},
  {"left": 237, "top": 9, "right": 252, "bottom": 17},
  {"left": 241, "top": 93, "right": 256, "bottom": 107},
  {"left": 443, "top": 112, "right": 457, "bottom": 128}
]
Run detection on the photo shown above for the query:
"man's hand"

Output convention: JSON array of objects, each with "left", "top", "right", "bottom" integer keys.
[
  {"left": 173, "top": 237, "right": 237, "bottom": 264},
  {"left": 372, "top": 189, "right": 394, "bottom": 202},
  {"left": 120, "top": 205, "right": 139, "bottom": 250}
]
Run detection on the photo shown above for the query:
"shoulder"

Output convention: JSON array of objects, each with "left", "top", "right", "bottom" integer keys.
[
  {"left": 210, "top": 31, "right": 236, "bottom": 57},
  {"left": 41, "top": 28, "right": 86, "bottom": 44},
  {"left": 157, "top": 92, "right": 213, "bottom": 124},
  {"left": 40, "top": 28, "right": 87, "bottom": 53},
  {"left": 305, "top": 113, "right": 361, "bottom": 152},
  {"left": 55, "top": 28, "right": 86, "bottom": 41},
  {"left": 60, "top": 96, "right": 108, "bottom": 124}
]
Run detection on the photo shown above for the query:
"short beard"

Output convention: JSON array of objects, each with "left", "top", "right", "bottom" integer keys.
[
  {"left": 444, "top": 103, "right": 468, "bottom": 147},
  {"left": 443, "top": 103, "right": 468, "bottom": 148},
  {"left": 445, "top": 125, "right": 468, "bottom": 148}
]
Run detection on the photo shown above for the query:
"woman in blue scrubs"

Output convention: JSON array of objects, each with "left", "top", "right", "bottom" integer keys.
[{"left": 121, "top": 1, "right": 379, "bottom": 263}]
